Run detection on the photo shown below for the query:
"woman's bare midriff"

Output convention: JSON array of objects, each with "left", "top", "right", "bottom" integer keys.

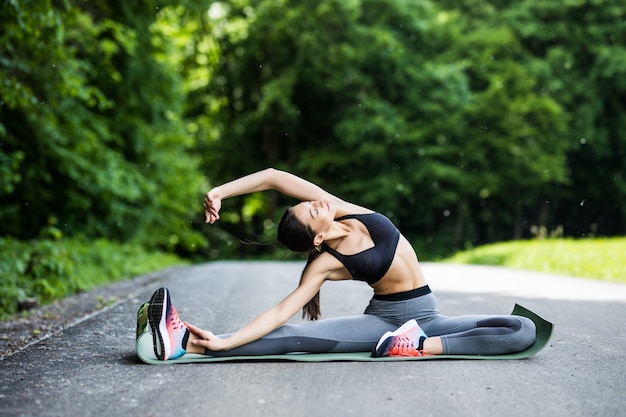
[{"left": 371, "top": 235, "right": 428, "bottom": 295}]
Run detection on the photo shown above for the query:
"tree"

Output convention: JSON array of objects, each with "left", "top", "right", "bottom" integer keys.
[
  {"left": 0, "top": 0, "right": 206, "bottom": 252},
  {"left": 194, "top": 0, "right": 574, "bottom": 254},
  {"left": 503, "top": 0, "right": 626, "bottom": 237}
]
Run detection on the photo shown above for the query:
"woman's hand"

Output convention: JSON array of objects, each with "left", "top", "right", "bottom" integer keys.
[
  {"left": 204, "top": 188, "right": 222, "bottom": 224},
  {"left": 184, "top": 322, "right": 229, "bottom": 351}
]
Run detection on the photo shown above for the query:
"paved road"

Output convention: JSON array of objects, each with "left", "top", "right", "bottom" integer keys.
[{"left": 1, "top": 261, "right": 625, "bottom": 417}]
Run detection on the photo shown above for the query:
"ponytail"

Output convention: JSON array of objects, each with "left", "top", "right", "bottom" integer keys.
[
  {"left": 300, "top": 249, "right": 323, "bottom": 320},
  {"left": 277, "top": 207, "right": 324, "bottom": 321}
]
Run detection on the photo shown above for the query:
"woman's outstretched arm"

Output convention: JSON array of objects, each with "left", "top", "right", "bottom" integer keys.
[
  {"left": 185, "top": 258, "right": 331, "bottom": 351},
  {"left": 204, "top": 168, "right": 366, "bottom": 223}
]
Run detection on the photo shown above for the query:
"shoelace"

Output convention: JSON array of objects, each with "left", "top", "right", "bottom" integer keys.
[
  {"left": 167, "top": 306, "right": 185, "bottom": 331},
  {"left": 388, "top": 335, "right": 424, "bottom": 357}
]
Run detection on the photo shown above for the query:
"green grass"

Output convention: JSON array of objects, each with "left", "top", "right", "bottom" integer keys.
[
  {"left": 0, "top": 237, "right": 187, "bottom": 320},
  {"left": 444, "top": 237, "right": 626, "bottom": 283}
]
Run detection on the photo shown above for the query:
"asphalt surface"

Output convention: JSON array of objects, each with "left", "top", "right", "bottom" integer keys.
[{"left": 1, "top": 261, "right": 625, "bottom": 417}]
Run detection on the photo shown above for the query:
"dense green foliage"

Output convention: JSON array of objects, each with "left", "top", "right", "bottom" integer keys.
[
  {"left": 1, "top": 0, "right": 625, "bottom": 314},
  {"left": 445, "top": 237, "right": 626, "bottom": 283},
  {"left": 200, "top": 0, "right": 625, "bottom": 253},
  {"left": 1, "top": 0, "right": 206, "bottom": 252}
]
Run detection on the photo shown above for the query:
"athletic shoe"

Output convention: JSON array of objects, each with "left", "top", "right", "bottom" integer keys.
[
  {"left": 372, "top": 319, "right": 428, "bottom": 357},
  {"left": 148, "top": 288, "right": 188, "bottom": 360},
  {"left": 136, "top": 301, "right": 150, "bottom": 340}
]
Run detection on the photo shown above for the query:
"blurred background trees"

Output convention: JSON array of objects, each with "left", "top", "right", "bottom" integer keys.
[{"left": 2, "top": 0, "right": 625, "bottom": 259}]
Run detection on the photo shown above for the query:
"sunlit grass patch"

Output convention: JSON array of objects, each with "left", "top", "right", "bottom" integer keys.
[{"left": 445, "top": 238, "right": 626, "bottom": 283}]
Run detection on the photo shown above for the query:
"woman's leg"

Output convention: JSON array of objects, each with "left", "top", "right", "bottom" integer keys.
[
  {"left": 201, "top": 314, "right": 397, "bottom": 356},
  {"left": 420, "top": 314, "right": 536, "bottom": 355},
  {"left": 396, "top": 291, "right": 536, "bottom": 355}
]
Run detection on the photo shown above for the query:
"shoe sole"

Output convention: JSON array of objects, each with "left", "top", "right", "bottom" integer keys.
[{"left": 148, "top": 288, "right": 170, "bottom": 360}]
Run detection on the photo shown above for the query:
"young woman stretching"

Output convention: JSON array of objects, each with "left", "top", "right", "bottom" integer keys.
[{"left": 147, "top": 168, "right": 536, "bottom": 361}]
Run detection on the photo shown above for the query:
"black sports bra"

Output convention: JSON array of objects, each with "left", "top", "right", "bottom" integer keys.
[{"left": 322, "top": 213, "right": 400, "bottom": 285}]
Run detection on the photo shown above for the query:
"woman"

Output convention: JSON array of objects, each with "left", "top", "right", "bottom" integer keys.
[{"left": 147, "top": 168, "right": 536, "bottom": 361}]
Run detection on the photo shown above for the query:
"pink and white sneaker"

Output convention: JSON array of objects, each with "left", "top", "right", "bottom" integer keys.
[
  {"left": 372, "top": 319, "right": 428, "bottom": 357},
  {"left": 148, "top": 288, "right": 188, "bottom": 360}
]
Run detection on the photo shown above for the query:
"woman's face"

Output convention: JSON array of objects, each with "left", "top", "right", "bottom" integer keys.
[{"left": 291, "top": 200, "right": 335, "bottom": 236}]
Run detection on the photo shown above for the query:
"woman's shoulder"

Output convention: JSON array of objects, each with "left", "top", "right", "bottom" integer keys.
[
  {"left": 333, "top": 200, "right": 374, "bottom": 218},
  {"left": 307, "top": 251, "right": 352, "bottom": 281}
]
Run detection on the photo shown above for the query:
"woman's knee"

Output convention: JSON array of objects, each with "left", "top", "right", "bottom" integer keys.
[{"left": 516, "top": 316, "right": 536, "bottom": 349}]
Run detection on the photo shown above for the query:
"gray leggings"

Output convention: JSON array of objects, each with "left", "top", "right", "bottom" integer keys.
[{"left": 206, "top": 290, "right": 536, "bottom": 356}]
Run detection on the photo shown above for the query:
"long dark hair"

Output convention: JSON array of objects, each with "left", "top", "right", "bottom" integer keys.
[{"left": 277, "top": 207, "right": 323, "bottom": 320}]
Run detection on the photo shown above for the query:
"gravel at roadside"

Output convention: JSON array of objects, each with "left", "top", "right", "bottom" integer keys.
[{"left": 0, "top": 266, "right": 185, "bottom": 358}]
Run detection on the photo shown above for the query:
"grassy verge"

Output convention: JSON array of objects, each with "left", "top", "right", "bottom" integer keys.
[
  {"left": 0, "top": 237, "right": 187, "bottom": 320},
  {"left": 444, "top": 237, "right": 626, "bottom": 284}
]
